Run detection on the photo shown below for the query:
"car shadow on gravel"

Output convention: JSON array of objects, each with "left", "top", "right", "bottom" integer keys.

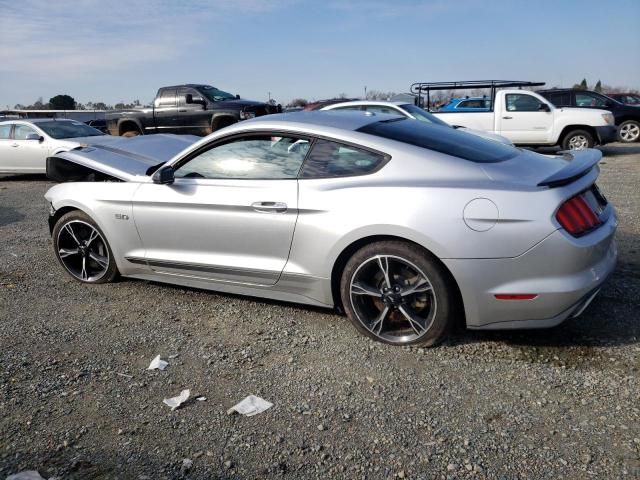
[
  {"left": 599, "top": 144, "right": 640, "bottom": 157},
  {"left": 0, "top": 174, "right": 50, "bottom": 182},
  {"left": 0, "top": 206, "right": 25, "bottom": 226}
]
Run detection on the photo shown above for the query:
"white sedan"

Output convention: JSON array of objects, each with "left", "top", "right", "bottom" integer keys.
[
  {"left": 320, "top": 100, "right": 513, "bottom": 145},
  {"left": 0, "top": 119, "right": 115, "bottom": 174}
]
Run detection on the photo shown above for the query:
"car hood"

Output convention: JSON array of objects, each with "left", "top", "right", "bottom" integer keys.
[
  {"left": 482, "top": 148, "right": 601, "bottom": 188},
  {"left": 47, "top": 134, "right": 200, "bottom": 181},
  {"left": 556, "top": 107, "right": 612, "bottom": 117}
]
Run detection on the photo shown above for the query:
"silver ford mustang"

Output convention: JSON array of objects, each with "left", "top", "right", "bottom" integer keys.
[{"left": 44, "top": 111, "right": 617, "bottom": 346}]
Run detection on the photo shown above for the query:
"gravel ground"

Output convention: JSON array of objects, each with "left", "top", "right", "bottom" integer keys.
[{"left": 1, "top": 144, "right": 639, "bottom": 480}]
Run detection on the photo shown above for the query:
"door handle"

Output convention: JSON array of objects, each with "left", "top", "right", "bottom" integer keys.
[
  {"left": 502, "top": 116, "right": 513, "bottom": 120},
  {"left": 178, "top": 109, "right": 187, "bottom": 112},
  {"left": 251, "top": 201, "right": 287, "bottom": 213}
]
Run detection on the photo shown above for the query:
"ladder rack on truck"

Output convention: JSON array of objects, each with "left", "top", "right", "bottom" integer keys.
[{"left": 409, "top": 80, "right": 546, "bottom": 110}]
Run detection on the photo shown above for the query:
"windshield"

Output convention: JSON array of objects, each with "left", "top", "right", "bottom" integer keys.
[
  {"left": 199, "top": 86, "right": 237, "bottom": 102},
  {"left": 400, "top": 104, "right": 450, "bottom": 127},
  {"left": 36, "top": 121, "right": 104, "bottom": 139},
  {"left": 357, "top": 118, "right": 518, "bottom": 163}
]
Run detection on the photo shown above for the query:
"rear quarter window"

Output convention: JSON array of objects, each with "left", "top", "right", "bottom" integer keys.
[
  {"left": 300, "top": 139, "right": 387, "bottom": 178},
  {"left": 357, "top": 118, "right": 517, "bottom": 163}
]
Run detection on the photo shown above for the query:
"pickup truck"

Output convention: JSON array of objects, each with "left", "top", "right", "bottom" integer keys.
[
  {"left": 106, "top": 84, "right": 280, "bottom": 137},
  {"left": 432, "top": 89, "right": 617, "bottom": 150}
]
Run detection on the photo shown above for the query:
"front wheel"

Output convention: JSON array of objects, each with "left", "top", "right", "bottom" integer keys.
[
  {"left": 618, "top": 120, "right": 640, "bottom": 143},
  {"left": 52, "top": 211, "right": 118, "bottom": 283},
  {"left": 340, "top": 241, "right": 455, "bottom": 346},
  {"left": 561, "top": 129, "right": 594, "bottom": 150}
]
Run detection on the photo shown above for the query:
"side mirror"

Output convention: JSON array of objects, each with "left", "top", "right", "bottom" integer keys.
[
  {"left": 152, "top": 165, "right": 175, "bottom": 185},
  {"left": 185, "top": 93, "right": 194, "bottom": 104},
  {"left": 235, "top": 94, "right": 240, "bottom": 99},
  {"left": 538, "top": 103, "right": 551, "bottom": 112},
  {"left": 26, "top": 133, "right": 43, "bottom": 141}
]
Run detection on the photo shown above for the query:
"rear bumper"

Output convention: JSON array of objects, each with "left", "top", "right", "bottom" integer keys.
[
  {"left": 443, "top": 210, "right": 618, "bottom": 329},
  {"left": 595, "top": 125, "right": 617, "bottom": 145}
]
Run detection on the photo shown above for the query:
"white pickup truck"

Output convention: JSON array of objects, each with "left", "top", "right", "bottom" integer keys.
[{"left": 432, "top": 89, "right": 617, "bottom": 150}]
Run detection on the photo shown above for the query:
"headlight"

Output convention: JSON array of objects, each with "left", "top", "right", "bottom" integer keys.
[
  {"left": 239, "top": 111, "right": 256, "bottom": 120},
  {"left": 602, "top": 113, "right": 614, "bottom": 125}
]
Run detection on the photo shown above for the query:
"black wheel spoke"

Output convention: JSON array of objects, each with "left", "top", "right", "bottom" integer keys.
[
  {"left": 370, "top": 306, "right": 390, "bottom": 335},
  {"left": 59, "top": 248, "right": 80, "bottom": 258},
  {"left": 64, "top": 224, "right": 81, "bottom": 246},
  {"left": 89, "top": 252, "right": 108, "bottom": 269},
  {"left": 376, "top": 255, "right": 392, "bottom": 288},
  {"left": 401, "top": 276, "right": 432, "bottom": 297},
  {"left": 398, "top": 305, "right": 427, "bottom": 336},
  {"left": 351, "top": 282, "right": 382, "bottom": 297}
]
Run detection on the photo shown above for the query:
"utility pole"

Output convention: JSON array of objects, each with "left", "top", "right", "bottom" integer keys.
[{"left": 364, "top": 86, "right": 367, "bottom": 100}]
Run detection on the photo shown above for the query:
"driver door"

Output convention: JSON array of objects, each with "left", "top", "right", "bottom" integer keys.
[
  {"left": 131, "top": 133, "right": 310, "bottom": 286},
  {"left": 7, "top": 124, "right": 47, "bottom": 172},
  {"left": 498, "top": 93, "right": 554, "bottom": 144}
]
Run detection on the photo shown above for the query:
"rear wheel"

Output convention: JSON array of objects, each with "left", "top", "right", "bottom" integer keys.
[
  {"left": 52, "top": 211, "right": 118, "bottom": 283},
  {"left": 561, "top": 129, "right": 594, "bottom": 150},
  {"left": 121, "top": 129, "right": 140, "bottom": 137},
  {"left": 340, "top": 241, "right": 454, "bottom": 346},
  {"left": 618, "top": 120, "right": 640, "bottom": 143}
]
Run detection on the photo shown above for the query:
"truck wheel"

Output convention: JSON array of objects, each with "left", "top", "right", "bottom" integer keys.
[
  {"left": 122, "top": 130, "right": 140, "bottom": 138},
  {"left": 561, "top": 130, "right": 594, "bottom": 150},
  {"left": 618, "top": 120, "right": 640, "bottom": 143},
  {"left": 212, "top": 117, "right": 236, "bottom": 132}
]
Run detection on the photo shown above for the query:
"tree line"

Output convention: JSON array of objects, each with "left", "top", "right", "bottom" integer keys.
[{"left": 11, "top": 95, "right": 145, "bottom": 111}]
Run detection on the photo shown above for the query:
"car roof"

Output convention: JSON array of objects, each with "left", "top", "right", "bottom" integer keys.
[
  {"left": 0, "top": 118, "right": 81, "bottom": 125},
  {"left": 322, "top": 100, "right": 409, "bottom": 108},
  {"left": 242, "top": 110, "right": 393, "bottom": 131}
]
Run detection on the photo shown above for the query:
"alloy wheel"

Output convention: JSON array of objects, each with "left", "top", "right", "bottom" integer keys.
[
  {"left": 620, "top": 123, "right": 640, "bottom": 142},
  {"left": 56, "top": 220, "right": 110, "bottom": 282},
  {"left": 568, "top": 135, "right": 589, "bottom": 150},
  {"left": 349, "top": 255, "right": 437, "bottom": 343}
]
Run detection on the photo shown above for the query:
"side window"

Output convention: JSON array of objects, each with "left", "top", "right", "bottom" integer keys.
[
  {"left": 178, "top": 88, "right": 204, "bottom": 106},
  {"left": 300, "top": 139, "right": 386, "bottom": 178},
  {"left": 0, "top": 125, "right": 12, "bottom": 139},
  {"left": 547, "top": 92, "right": 570, "bottom": 106},
  {"left": 575, "top": 93, "right": 607, "bottom": 107},
  {"left": 14, "top": 125, "right": 37, "bottom": 140},
  {"left": 505, "top": 94, "right": 543, "bottom": 112},
  {"left": 174, "top": 135, "right": 309, "bottom": 180},
  {"left": 364, "top": 105, "right": 403, "bottom": 116},
  {"left": 332, "top": 106, "right": 363, "bottom": 112},
  {"left": 157, "top": 89, "right": 177, "bottom": 107}
]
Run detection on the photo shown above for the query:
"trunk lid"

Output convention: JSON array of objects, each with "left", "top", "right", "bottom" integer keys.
[{"left": 481, "top": 148, "right": 601, "bottom": 189}]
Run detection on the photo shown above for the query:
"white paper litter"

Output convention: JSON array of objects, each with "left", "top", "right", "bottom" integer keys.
[
  {"left": 7, "top": 471, "right": 45, "bottom": 480},
  {"left": 147, "top": 355, "right": 168, "bottom": 371},
  {"left": 163, "top": 389, "right": 190, "bottom": 410},
  {"left": 227, "top": 395, "right": 273, "bottom": 416},
  {"left": 196, "top": 396, "right": 207, "bottom": 401}
]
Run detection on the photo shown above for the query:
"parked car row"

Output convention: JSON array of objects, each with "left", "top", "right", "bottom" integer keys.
[{"left": 431, "top": 86, "right": 640, "bottom": 144}]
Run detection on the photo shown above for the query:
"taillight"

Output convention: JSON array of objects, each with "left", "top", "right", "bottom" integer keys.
[{"left": 556, "top": 194, "right": 601, "bottom": 236}]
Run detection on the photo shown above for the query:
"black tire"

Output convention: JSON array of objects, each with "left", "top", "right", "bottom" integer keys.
[
  {"left": 52, "top": 210, "right": 118, "bottom": 284},
  {"left": 339, "top": 241, "right": 455, "bottom": 347},
  {"left": 561, "top": 129, "right": 594, "bottom": 150},
  {"left": 618, "top": 120, "right": 640, "bottom": 143}
]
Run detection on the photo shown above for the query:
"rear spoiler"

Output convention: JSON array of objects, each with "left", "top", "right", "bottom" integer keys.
[{"left": 537, "top": 149, "right": 601, "bottom": 187}]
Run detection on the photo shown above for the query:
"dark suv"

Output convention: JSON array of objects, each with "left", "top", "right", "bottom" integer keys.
[{"left": 538, "top": 89, "right": 640, "bottom": 143}]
